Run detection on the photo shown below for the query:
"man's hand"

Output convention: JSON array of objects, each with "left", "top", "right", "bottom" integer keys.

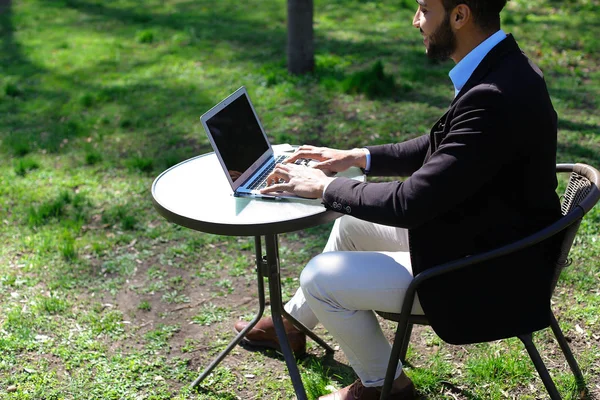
[
  {"left": 260, "top": 163, "right": 335, "bottom": 199},
  {"left": 284, "top": 145, "right": 367, "bottom": 174}
]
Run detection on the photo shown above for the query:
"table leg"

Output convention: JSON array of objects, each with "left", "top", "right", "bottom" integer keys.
[
  {"left": 281, "top": 309, "right": 334, "bottom": 354},
  {"left": 265, "top": 233, "right": 308, "bottom": 400},
  {"left": 190, "top": 236, "right": 267, "bottom": 389}
]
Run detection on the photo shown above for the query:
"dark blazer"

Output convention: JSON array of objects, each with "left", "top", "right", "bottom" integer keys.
[{"left": 322, "top": 34, "right": 562, "bottom": 344}]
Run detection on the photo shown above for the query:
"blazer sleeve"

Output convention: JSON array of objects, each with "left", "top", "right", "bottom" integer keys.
[
  {"left": 323, "top": 85, "right": 514, "bottom": 229},
  {"left": 365, "top": 134, "right": 430, "bottom": 176}
]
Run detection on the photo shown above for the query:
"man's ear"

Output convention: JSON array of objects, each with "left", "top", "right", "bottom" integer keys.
[{"left": 451, "top": 4, "right": 471, "bottom": 29}]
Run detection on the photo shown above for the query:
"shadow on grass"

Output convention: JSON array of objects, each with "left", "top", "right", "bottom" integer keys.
[
  {"left": 53, "top": 0, "right": 453, "bottom": 105},
  {"left": 2, "top": 0, "right": 598, "bottom": 176},
  {"left": 558, "top": 119, "right": 600, "bottom": 136},
  {"left": 557, "top": 142, "right": 600, "bottom": 167},
  {"left": 0, "top": 0, "right": 216, "bottom": 172},
  {"left": 0, "top": 0, "right": 454, "bottom": 174}
]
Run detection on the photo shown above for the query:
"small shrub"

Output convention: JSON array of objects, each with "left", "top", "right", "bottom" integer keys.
[
  {"left": 26, "top": 191, "right": 88, "bottom": 227},
  {"left": 342, "top": 60, "right": 397, "bottom": 99},
  {"left": 27, "top": 191, "right": 71, "bottom": 227},
  {"left": 35, "top": 295, "right": 69, "bottom": 314},
  {"left": 15, "top": 158, "right": 40, "bottom": 177},
  {"left": 79, "top": 93, "right": 95, "bottom": 107},
  {"left": 102, "top": 204, "right": 139, "bottom": 231},
  {"left": 5, "top": 82, "right": 22, "bottom": 97},
  {"left": 121, "top": 214, "right": 138, "bottom": 230},
  {"left": 126, "top": 156, "right": 154, "bottom": 174},
  {"left": 60, "top": 232, "right": 78, "bottom": 262},
  {"left": 85, "top": 150, "right": 102, "bottom": 165},
  {"left": 136, "top": 30, "right": 155, "bottom": 44},
  {"left": 138, "top": 301, "right": 151, "bottom": 311},
  {"left": 162, "top": 290, "right": 190, "bottom": 304},
  {"left": 8, "top": 136, "right": 31, "bottom": 156}
]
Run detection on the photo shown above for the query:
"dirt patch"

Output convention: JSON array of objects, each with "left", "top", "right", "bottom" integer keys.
[{"left": 89, "top": 235, "right": 600, "bottom": 399}]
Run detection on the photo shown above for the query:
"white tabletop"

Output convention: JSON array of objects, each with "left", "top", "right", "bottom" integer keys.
[{"left": 151, "top": 147, "right": 365, "bottom": 236}]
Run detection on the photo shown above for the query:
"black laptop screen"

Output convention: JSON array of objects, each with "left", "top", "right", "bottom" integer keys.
[{"left": 205, "top": 94, "right": 269, "bottom": 183}]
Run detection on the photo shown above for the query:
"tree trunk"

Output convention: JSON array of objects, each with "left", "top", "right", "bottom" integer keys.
[{"left": 287, "top": 0, "right": 314, "bottom": 75}]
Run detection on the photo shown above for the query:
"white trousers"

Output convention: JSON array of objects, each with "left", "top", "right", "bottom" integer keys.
[{"left": 283, "top": 215, "right": 423, "bottom": 387}]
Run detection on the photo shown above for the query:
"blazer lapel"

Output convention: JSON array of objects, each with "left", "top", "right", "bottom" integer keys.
[{"left": 451, "top": 34, "right": 522, "bottom": 106}]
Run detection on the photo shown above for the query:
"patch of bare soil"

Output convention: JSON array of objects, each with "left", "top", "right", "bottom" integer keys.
[{"left": 92, "top": 237, "right": 342, "bottom": 397}]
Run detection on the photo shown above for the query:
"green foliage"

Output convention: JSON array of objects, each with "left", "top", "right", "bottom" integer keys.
[
  {"left": 191, "top": 304, "right": 231, "bottom": 326},
  {"left": 102, "top": 204, "right": 139, "bottom": 231},
  {"left": 136, "top": 29, "right": 155, "bottom": 44},
  {"left": 4, "top": 81, "right": 22, "bottom": 97},
  {"left": 342, "top": 60, "right": 397, "bottom": 99},
  {"left": 126, "top": 156, "right": 154, "bottom": 173},
  {"left": 161, "top": 290, "right": 190, "bottom": 304},
  {"left": 0, "top": 0, "right": 598, "bottom": 398},
  {"left": 137, "top": 300, "right": 152, "bottom": 311},
  {"left": 34, "top": 294, "right": 70, "bottom": 315},
  {"left": 25, "top": 191, "right": 90, "bottom": 229},
  {"left": 27, "top": 191, "right": 71, "bottom": 226},
  {"left": 60, "top": 230, "right": 78, "bottom": 261},
  {"left": 144, "top": 324, "right": 180, "bottom": 348},
  {"left": 84, "top": 308, "right": 125, "bottom": 336},
  {"left": 7, "top": 136, "right": 32, "bottom": 156},
  {"left": 14, "top": 157, "right": 40, "bottom": 176},
  {"left": 300, "top": 359, "right": 336, "bottom": 399},
  {"left": 84, "top": 149, "right": 103, "bottom": 165}
]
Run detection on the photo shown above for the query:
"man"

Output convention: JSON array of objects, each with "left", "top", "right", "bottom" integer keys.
[{"left": 234, "top": 0, "right": 562, "bottom": 398}]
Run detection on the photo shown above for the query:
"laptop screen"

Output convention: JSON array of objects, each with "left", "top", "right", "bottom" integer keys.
[{"left": 205, "top": 93, "right": 269, "bottom": 184}]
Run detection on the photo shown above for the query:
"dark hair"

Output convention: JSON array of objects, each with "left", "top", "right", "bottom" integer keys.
[{"left": 441, "top": 0, "right": 508, "bottom": 31}]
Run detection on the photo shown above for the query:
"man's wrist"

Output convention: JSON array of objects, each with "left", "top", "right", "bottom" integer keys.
[
  {"left": 356, "top": 148, "right": 370, "bottom": 174},
  {"left": 321, "top": 177, "right": 336, "bottom": 197},
  {"left": 351, "top": 148, "right": 369, "bottom": 170}
]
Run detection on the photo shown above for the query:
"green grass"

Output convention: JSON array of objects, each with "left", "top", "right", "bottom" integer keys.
[{"left": 0, "top": 0, "right": 599, "bottom": 398}]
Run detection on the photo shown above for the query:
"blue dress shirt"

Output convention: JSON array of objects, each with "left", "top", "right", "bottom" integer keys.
[{"left": 449, "top": 30, "right": 507, "bottom": 97}]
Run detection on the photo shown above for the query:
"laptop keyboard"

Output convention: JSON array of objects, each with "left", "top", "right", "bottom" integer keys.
[{"left": 247, "top": 155, "right": 287, "bottom": 190}]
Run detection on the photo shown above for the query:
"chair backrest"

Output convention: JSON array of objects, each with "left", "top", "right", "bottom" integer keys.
[
  {"left": 377, "top": 163, "right": 600, "bottom": 343},
  {"left": 551, "top": 163, "right": 600, "bottom": 291}
]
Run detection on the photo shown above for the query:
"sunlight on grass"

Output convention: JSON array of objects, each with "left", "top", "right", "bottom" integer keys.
[{"left": 0, "top": 0, "right": 598, "bottom": 398}]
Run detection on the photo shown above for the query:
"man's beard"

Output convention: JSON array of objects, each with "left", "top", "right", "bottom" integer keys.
[{"left": 425, "top": 13, "right": 457, "bottom": 61}]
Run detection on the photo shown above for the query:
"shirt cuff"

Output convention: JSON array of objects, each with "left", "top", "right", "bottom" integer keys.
[{"left": 362, "top": 148, "right": 371, "bottom": 174}]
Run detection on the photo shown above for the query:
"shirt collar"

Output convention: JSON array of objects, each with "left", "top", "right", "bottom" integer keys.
[{"left": 449, "top": 29, "right": 507, "bottom": 97}]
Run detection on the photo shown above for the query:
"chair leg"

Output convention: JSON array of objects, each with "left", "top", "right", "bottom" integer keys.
[
  {"left": 549, "top": 312, "right": 586, "bottom": 391},
  {"left": 399, "top": 323, "right": 413, "bottom": 363},
  {"left": 518, "top": 333, "right": 562, "bottom": 400},
  {"left": 380, "top": 313, "right": 411, "bottom": 400}
]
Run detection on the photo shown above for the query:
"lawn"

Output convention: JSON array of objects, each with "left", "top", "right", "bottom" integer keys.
[{"left": 1, "top": 0, "right": 599, "bottom": 399}]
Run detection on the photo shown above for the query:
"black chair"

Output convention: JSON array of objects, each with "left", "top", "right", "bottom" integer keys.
[{"left": 377, "top": 163, "right": 600, "bottom": 400}]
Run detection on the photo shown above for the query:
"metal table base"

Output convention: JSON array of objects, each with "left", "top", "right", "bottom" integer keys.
[{"left": 190, "top": 235, "right": 334, "bottom": 400}]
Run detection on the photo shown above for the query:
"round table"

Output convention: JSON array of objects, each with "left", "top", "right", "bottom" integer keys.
[{"left": 151, "top": 149, "right": 365, "bottom": 400}]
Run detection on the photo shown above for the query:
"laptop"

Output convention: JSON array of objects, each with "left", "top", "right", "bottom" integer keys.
[{"left": 200, "top": 86, "right": 307, "bottom": 200}]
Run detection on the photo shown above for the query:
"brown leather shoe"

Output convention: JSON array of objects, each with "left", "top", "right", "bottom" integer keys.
[
  {"left": 319, "top": 378, "right": 416, "bottom": 400},
  {"left": 234, "top": 316, "right": 306, "bottom": 357}
]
